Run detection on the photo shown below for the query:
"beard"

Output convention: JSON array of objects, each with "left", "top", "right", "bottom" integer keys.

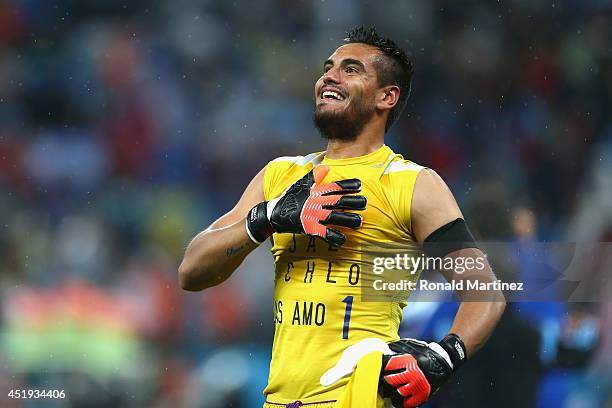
[{"left": 313, "top": 97, "right": 376, "bottom": 142}]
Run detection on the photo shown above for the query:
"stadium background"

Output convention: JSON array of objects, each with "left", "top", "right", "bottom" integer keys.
[{"left": 1, "top": 0, "right": 611, "bottom": 407}]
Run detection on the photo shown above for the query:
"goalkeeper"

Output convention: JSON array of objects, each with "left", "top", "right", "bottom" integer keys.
[{"left": 179, "top": 25, "right": 505, "bottom": 408}]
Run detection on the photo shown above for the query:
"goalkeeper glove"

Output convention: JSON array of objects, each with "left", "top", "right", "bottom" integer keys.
[
  {"left": 379, "top": 334, "right": 467, "bottom": 408},
  {"left": 246, "top": 165, "right": 367, "bottom": 246}
]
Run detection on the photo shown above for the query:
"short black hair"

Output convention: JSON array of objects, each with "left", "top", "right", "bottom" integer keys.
[{"left": 344, "top": 25, "right": 414, "bottom": 132}]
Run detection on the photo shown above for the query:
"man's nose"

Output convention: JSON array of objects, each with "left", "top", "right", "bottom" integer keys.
[{"left": 322, "top": 67, "right": 340, "bottom": 84}]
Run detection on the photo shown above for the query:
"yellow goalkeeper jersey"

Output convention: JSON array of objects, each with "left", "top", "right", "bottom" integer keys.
[{"left": 262, "top": 144, "right": 425, "bottom": 407}]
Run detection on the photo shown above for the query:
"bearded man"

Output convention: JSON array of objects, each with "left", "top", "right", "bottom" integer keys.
[{"left": 179, "top": 26, "right": 505, "bottom": 408}]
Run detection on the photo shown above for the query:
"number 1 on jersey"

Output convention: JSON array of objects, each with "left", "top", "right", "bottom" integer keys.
[{"left": 342, "top": 296, "right": 353, "bottom": 339}]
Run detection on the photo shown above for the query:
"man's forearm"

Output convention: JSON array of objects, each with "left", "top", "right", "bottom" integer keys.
[
  {"left": 178, "top": 219, "right": 257, "bottom": 291},
  {"left": 443, "top": 248, "right": 506, "bottom": 357},
  {"left": 448, "top": 300, "right": 505, "bottom": 357}
]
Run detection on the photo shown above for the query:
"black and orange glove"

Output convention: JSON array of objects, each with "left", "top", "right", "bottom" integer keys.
[
  {"left": 379, "top": 334, "right": 467, "bottom": 407},
  {"left": 246, "top": 165, "right": 367, "bottom": 246}
]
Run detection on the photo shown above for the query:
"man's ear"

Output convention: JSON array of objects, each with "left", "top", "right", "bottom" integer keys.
[{"left": 376, "top": 85, "right": 400, "bottom": 111}]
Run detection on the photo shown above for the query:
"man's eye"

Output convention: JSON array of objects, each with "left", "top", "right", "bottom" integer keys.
[
  {"left": 345, "top": 66, "right": 357, "bottom": 73},
  {"left": 323, "top": 66, "right": 331, "bottom": 73}
]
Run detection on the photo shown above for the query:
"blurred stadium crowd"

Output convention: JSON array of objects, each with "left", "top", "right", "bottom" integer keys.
[{"left": 1, "top": 0, "right": 611, "bottom": 407}]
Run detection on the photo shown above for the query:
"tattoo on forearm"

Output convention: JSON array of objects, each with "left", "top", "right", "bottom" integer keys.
[{"left": 226, "top": 242, "right": 252, "bottom": 257}]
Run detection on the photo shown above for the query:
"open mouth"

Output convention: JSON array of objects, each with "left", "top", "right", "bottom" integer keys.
[{"left": 321, "top": 90, "right": 346, "bottom": 102}]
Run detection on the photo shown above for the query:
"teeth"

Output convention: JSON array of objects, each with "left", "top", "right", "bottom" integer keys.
[{"left": 322, "top": 90, "right": 344, "bottom": 100}]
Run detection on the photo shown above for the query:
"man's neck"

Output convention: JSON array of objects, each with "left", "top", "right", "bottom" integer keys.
[
  {"left": 325, "top": 123, "right": 385, "bottom": 159},
  {"left": 325, "top": 139, "right": 384, "bottom": 159}
]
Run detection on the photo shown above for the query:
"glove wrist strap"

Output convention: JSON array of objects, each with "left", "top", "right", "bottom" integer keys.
[
  {"left": 439, "top": 333, "right": 467, "bottom": 370},
  {"left": 246, "top": 202, "right": 273, "bottom": 244}
]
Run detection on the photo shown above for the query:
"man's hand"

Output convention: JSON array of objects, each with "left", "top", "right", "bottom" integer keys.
[
  {"left": 246, "top": 165, "right": 367, "bottom": 246},
  {"left": 379, "top": 335, "right": 466, "bottom": 407}
]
